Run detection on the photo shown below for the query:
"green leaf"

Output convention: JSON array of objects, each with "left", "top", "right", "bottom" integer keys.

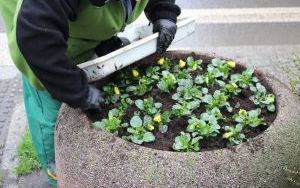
[
  {"left": 159, "top": 124, "right": 168, "bottom": 134},
  {"left": 135, "top": 99, "right": 144, "bottom": 110},
  {"left": 143, "top": 132, "right": 155, "bottom": 142},
  {"left": 267, "top": 104, "right": 276, "bottom": 112},
  {"left": 92, "top": 121, "right": 105, "bottom": 129},
  {"left": 130, "top": 116, "right": 143, "bottom": 128}
]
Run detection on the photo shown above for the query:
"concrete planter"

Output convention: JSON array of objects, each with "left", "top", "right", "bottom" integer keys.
[{"left": 55, "top": 52, "right": 300, "bottom": 188}]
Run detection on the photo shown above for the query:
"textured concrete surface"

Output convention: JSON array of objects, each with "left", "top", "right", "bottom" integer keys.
[{"left": 55, "top": 53, "right": 300, "bottom": 187}]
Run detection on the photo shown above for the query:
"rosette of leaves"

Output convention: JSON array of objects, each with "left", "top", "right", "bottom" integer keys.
[
  {"left": 92, "top": 108, "right": 124, "bottom": 135},
  {"left": 200, "top": 107, "right": 223, "bottom": 123},
  {"left": 135, "top": 97, "right": 162, "bottom": 115},
  {"left": 186, "top": 56, "right": 203, "bottom": 71},
  {"left": 233, "top": 109, "right": 266, "bottom": 128},
  {"left": 209, "top": 58, "right": 231, "bottom": 79},
  {"left": 173, "top": 132, "right": 202, "bottom": 152},
  {"left": 119, "top": 95, "right": 134, "bottom": 112},
  {"left": 154, "top": 111, "right": 172, "bottom": 133},
  {"left": 172, "top": 79, "right": 208, "bottom": 101},
  {"left": 230, "top": 68, "right": 258, "bottom": 89},
  {"left": 157, "top": 71, "right": 177, "bottom": 93},
  {"left": 202, "top": 90, "right": 232, "bottom": 112},
  {"left": 220, "top": 82, "right": 242, "bottom": 96},
  {"left": 172, "top": 100, "right": 201, "bottom": 117},
  {"left": 223, "top": 124, "right": 246, "bottom": 145},
  {"left": 250, "top": 83, "right": 276, "bottom": 112},
  {"left": 186, "top": 116, "right": 220, "bottom": 138},
  {"left": 146, "top": 66, "right": 161, "bottom": 80},
  {"left": 123, "top": 115, "right": 155, "bottom": 145},
  {"left": 126, "top": 76, "right": 154, "bottom": 96},
  {"left": 102, "top": 85, "right": 121, "bottom": 104}
]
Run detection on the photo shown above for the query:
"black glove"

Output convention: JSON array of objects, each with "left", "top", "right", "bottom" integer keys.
[
  {"left": 153, "top": 19, "right": 177, "bottom": 54},
  {"left": 81, "top": 85, "right": 104, "bottom": 111},
  {"left": 95, "top": 36, "right": 130, "bottom": 57}
]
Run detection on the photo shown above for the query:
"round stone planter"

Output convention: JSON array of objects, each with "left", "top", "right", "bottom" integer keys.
[{"left": 55, "top": 52, "right": 300, "bottom": 188}]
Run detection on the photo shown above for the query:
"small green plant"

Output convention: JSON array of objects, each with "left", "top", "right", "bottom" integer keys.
[
  {"left": 210, "top": 58, "right": 232, "bottom": 79},
  {"left": 92, "top": 108, "right": 123, "bottom": 135},
  {"left": 172, "top": 100, "right": 201, "bottom": 117},
  {"left": 123, "top": 115, "right": 155, "bottom": 144},
  {"left": 231, "top": 68, "right": 258, "bottom": 89},
  {"left": 102, "top": 85, "right": 121, "bottom": 104},
  {"left": 250, "top": 83, "right": 276, "bottom": 112},
  {"left": 153, "top": 111, "right": 172, "bottom": 133},
  {"left": 186, "top": 56, "right": 203, "bottom": 71},
  {"left": 173, "top": 132, "right": 201, "bottom": 152},
  {"left": 16, "top": 131, "right": 41, "bottom": 176},
  {"left": 223, "top": 124, "right": 246, "bottom": 145},
  {"left": 186, "top": 116, "right": 220, "bottom": 137},
  {"left": 157, "top": 71, "right": 177, "bottom": 92},
  {"left": 172, "top": 79, "right": 208, "bottom": 101},
  {"left": 202, "top": 90, "right": 232, "bottom": 112},
  {"left": 146, "top": 66, "right": 160, "bottom": 80},
  {"left": 195, "top": 69, "right": 220, "bottom": 87},
  {"left": 233, "top": 109, "right": 266, "bottom": 128},
  {"left": 126, "top": 76, "right": 154, "bottom": 96},
  {"left": 135, "top": 97, "right": 162, "bottom": 115},
  {"left": 221, "top": 82, "right": 241, "bottom": 96}
]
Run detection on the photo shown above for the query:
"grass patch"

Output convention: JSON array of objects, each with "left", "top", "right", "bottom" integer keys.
[{"left": 15, "top": 130, "right": 41, "bottom": 176}]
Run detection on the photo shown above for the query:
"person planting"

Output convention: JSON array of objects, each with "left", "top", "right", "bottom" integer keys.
[{"left": 0, "top": 0, "right": 181, "bottom": 187}]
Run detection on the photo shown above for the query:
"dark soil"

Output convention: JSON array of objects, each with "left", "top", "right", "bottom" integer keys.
[{"left": 86, "top": 52, "right": 277, "bottom": 152}]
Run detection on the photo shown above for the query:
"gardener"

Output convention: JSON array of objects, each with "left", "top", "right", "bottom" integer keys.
[{"left": 0, "top": 0, "right": 180, "bottom": 187}]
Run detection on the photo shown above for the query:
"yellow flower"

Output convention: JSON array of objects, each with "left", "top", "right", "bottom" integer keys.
[
  {"left": 146, "top": 124, "right": 155, "bottom": 131},
  {"left": 114, "top": 86, "right": 120, "bottom": 95},
  {"left": 132, "top": 69, "right": 140, "bottom": 78},
  {"left": 153, "top": 114, "right": 162, "bottom": 123},
  {"left": 238, "top": 109, "right": 247, "bottom": 116},
  {"left": 227, "top": 60, "right": 236, "bottom": 68},
  {"left": 179, "top": 59, "right": 186, "bottom": 68},
  {"left": 223, "top": 132, "right": 234, "bottom": 139},
  {"left": 158, "top": 58, "right": 165, "bottom": 65}
]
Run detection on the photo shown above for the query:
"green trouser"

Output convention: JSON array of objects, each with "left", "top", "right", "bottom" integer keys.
[{"left": 22, "top": 76, "right": 61, "bottom": 187}]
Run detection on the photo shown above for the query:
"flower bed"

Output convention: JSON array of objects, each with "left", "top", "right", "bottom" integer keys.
[
  {"left": 55, "top": 52, "right": 300, "bottom": 188},
  {"left": 88, "top": 52, "right": 276, "bottom": 152}
]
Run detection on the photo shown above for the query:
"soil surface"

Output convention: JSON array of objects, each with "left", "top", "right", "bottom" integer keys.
[{"left": 87, "top": 52, "right": 277, "bottom": 152}]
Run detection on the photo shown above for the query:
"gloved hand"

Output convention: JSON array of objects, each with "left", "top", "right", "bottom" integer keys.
[
  {"left": 95, "top": 36, "right": 131, "bottom": 57},
  {"left": 153, "top": 19, "right": 177, "bottom": 54},
  {"left": 81, "top": 85, "right": 104, "bottom": 111}
]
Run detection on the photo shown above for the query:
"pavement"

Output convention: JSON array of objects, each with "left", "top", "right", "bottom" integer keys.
[{"left": 0, "top": 1, "right": 300, "bottom": 188}]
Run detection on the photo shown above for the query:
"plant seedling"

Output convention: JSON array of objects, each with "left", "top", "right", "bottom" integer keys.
[
  {"left": 172, "top": 100, "right": 201, "bottom": 117},
  {"left": 157, "top": 71, "right": 177, "bottom": 93},
  {"left": 220, "top": 82, "right": 241, "bottom": 96},
  {"left": 135, "top": 97, "right": 162, "bottom": 115},
  {"left": 250, "top": 83, "right": 276, "bottom": 112},
  {"left": 126, "top": 76, "right": 154, "bottom": 96},
  {"left": 92, "top": 108, "right": 123, "bottom": 135},
  {"left": 173, "top": 132, "right": 202, "bottom": 152},
  {"left": 172, "top": 79, "right": 208, "bottom": 101},
  {"left": 210, "top": 58, "right": 232, "bottom": 79},
  {"left": 230, "top": 68, "right": 258, "bottom": 89},
  {"left": 123, "top": 115, "right": 156, "bottom": 145},
  {"left": 233, "top": 109, "right": 266, "bottom": 128},
  {"left": 187, "top": 116, "right": 220, "bottom": 137},
  {"left": 202, "top": 90, "right": 232, "bottom": 112},
  {"left": 223, "top": 124, "right": 246, "bottom": 145},
  {"left": 153, "top": 111, "right": 172, "bottom": 133},
  {"left": 146, "top": 66, "right": 161, "bottom": 80},
  {"left": 186, "top": 56, "right": 203, "bottom": 71}
]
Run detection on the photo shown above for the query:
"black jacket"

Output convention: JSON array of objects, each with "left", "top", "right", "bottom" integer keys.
[{"left": 16, "top": 0, "right": 181, "bottom": 107}]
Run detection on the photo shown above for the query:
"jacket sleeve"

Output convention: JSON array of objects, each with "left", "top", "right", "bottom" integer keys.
[
  {"left": 144, "top": 0, "right": 181, "bottom": 23},
  {"left": 16, "top": 0, "right": 89, "bottom": 108}
]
